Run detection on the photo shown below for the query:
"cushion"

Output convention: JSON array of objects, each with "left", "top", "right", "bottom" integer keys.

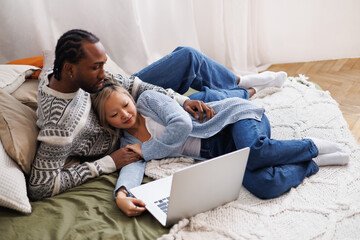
[
  {"left": 0, "top": 64, "right": 40, "bottom": 94},
  {"left": 11, "top": 78, "right": 39, "bottom": 111},
  {"left": 39, "top": 50, "right": 55, "bottom": 81},
  {"left": 0, "top": 88, "right": 39, "bottom": 175},
  {"left": 6, "top": 56, "right": 43, "bottom": 79},
  {"left": 104, "top": 54, "right": 130, "bottom": 77},
  {"left": 0, "top": 139, "right": 31, "bottom": 214}
]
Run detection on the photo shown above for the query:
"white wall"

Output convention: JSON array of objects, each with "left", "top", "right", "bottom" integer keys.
[
  {"left": 257, "top": 0, "right": 360, "bottom": 64},
  {"left": 0, "top": 0, "right": 359, "bottom": 73}
]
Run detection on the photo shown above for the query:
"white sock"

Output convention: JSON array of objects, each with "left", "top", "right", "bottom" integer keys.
[
  {"left": 313, "top": 152, "right": 350, "bottom": 166},
  {"left": 238, "top": 71, "right": 287, "bottom": 92},
  {"left": 311, "top": 137, "right": 343, "bottom": 154}
]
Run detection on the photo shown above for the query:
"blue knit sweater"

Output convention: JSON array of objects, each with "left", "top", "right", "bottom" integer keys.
[{"left": 115, "top": 90, "right": 265, "bottom": 195}]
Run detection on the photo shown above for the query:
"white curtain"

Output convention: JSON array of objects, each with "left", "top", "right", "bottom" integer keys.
[
  {"left": 133, "top": 0, "right": 264, "bottom": 75},
  {"left": 1, "top": 0, "right": 359, "bottom": 74},
  {"left": 0, "top": 0, "right": 265, "bottom": 75}
]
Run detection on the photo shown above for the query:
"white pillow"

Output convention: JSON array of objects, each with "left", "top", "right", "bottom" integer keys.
[
  {"left": 0, "top": 64, "right": 40, "bottom": 94},
  {"left": 39, "top": 50, "right": 55, "bottom": 82},
  {"left": 0, "top": 140, "right": 32, "bottom": 214}
]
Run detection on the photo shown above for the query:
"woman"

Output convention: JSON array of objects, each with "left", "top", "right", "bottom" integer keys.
[{"left": 92, "top": 84, "right": 349, "bottom": 217}]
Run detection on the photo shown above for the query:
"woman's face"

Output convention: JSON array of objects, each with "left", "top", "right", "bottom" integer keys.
[{"left": 104, "top": 91, "right": 137, "bottom": 129}]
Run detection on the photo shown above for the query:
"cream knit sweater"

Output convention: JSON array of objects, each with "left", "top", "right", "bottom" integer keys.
[{"left": 28, "top": 69, "right": 188, "bottom": 200}]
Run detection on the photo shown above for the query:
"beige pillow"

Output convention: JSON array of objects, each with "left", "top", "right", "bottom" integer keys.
[
  {"left": 104, "top": 54, "right": 130, "bottom": 77},
  {"left": 0, "top": 64, "right": 40, "bottom": 94},
  {"left": 11, "top": 78, "right": 39, "bottom": 111},
  {"left": 0, "top": 88, "right": 39, "bottom": 175},
  {"left": 0, "top": 140, "right": 31, "bottom": 214}
]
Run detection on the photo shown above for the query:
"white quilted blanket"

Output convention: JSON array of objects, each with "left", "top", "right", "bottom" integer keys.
[{"left": 144, "top": 76, "right": 360, "bottom": 240}]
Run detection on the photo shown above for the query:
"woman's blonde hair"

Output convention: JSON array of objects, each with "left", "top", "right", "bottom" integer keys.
[{"left": 91, "top": 82, "right": 136, "bottom": 137}]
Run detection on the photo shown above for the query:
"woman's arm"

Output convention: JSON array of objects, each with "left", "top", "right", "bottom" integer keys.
[
  {"left": 136, "top": 90, "right": 193, "bottom": 161},
  {"left": 113, "top": 160, "right": 147, "bottom": 216},
  {"left": 114, "top": 160, "right": 146, "bottom": 195}
]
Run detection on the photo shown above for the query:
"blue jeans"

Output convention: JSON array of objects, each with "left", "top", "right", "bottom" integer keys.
[
  {"left": 200, "top": 115, "right": 319, "bottom": 199},
  {"left": 134, "top": 46, "right": 319, "bottom": 199},
  {"left": 133, "top": 46, "right": 243, "bottom": 94}
]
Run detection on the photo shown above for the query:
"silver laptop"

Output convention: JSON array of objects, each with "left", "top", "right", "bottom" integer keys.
[{"left": 130, "top": 147, "right": 250, "bottom": 227}]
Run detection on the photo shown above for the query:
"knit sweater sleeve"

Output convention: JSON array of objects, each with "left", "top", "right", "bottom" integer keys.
[
  {"left": 137, "top": 90, "right": 193, "bottom": 161},
  {"left": 28, "top": 140, "right": 116, "bottom": 201},
  {"left": 108, "top": 72, "right": 189, "bottom": 106}
]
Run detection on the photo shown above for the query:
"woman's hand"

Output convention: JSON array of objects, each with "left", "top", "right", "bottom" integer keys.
[
  {"left": 183, "top": 99, "right": 215, "bottom": 123},
  {"left": 125, "top": 143, "right": 143, "bottom": 158},
  {"left": 116, "top": 190, "right": 146, "bottom": 217}
]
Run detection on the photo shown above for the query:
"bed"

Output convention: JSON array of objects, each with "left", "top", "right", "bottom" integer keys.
[{"left": 0, "top": 55, "right": 359, "bottom": 240}]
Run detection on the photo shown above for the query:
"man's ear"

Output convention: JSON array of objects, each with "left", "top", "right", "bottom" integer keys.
[{"left": 63, "top": 62, "right": 74, "bottom": 78}]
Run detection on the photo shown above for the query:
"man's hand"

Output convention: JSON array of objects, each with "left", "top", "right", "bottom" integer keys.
[
  {"left": 110, "top": 148, "right": 141, "bottom": 169},
  {"left": 183, "top": 99, "right": 216, "bottom": 123}
]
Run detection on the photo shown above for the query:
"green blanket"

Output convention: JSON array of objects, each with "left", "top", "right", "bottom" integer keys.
[
  {"left": 0, "top": 88, "right": 197, "bottom": 240},
  {"left": 0, "top": 174, "right": 168, "bottom": 240}
]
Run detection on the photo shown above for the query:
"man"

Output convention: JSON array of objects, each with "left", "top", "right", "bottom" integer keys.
[{"left": 29, "top": 29, "right": 286, "bottom": 200}]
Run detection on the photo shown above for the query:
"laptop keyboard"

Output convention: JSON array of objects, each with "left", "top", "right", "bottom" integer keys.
[{"left": 154, "top": 196, "right": 170, "bottom": 214}]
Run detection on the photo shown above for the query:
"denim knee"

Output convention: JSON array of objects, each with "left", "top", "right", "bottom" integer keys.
[
  {"left": 246, "top": 136, "right": 270, "bottom": 171},
  {"left": 174, "top": 46, "right": 201, "bottom": 56},
  {"left": 243, "top": 168, "right": 287, "bottom": 199},
  {"left": 243, "top": 161, "right": 319, "bottom": 199}
]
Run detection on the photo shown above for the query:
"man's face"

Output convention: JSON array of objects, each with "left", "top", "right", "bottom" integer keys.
[{"left": 72, "top": 42, "right": 107, "bottom": 93}]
